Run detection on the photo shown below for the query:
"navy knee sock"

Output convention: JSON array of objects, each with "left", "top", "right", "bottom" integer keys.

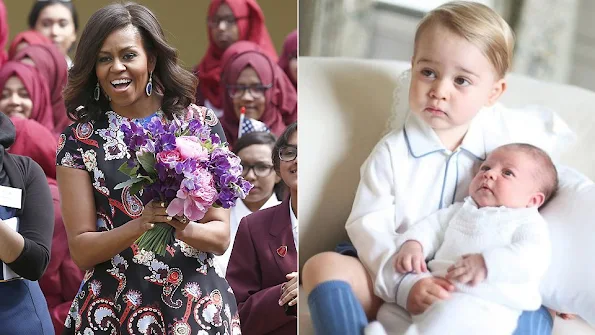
[{"left": 308, "top": 280, "right": 368, "bottom": 335}]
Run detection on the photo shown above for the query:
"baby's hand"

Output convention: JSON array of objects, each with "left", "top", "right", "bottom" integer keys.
[
  {"left": 446, "top": 253, "right": 487, "bottom": 286},
  {"left": 558, "top": 313, "right": 577, "bottom": 320},
  {"left": 394, "top": 240, "right": 427, "bottom": 274}
]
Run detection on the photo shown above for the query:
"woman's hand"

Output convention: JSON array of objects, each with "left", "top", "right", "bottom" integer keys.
[
  {"left": 141, "top": 201, "right": 192, "bottom": 234},
  {"left": 139, "top": 200, "right": 171, "bottom": 232},
  {"left": 406, "top": 277, "right": 454, "bottom": 315},
  {"left": 167, "top": 215, "right": 190, "bottom": 232},
  {"left": 279, "top": 272, "right": 298, "bottom": 307}
]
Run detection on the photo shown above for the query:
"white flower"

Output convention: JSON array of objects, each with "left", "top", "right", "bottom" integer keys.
[
  {"left": 133, "top": 249, "right": 154, "bottom": 265},
  {"left": 82, "top": 150, "right": 97, "bottom": 172},
  {"left": 93, "top": 306, "right": 115, "bottom": 325},
  {"left": 202, "top": 303, "right": 219, "bottom": 323}
]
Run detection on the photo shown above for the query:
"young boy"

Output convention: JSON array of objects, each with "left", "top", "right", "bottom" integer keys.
[
  {"left": 391, "top": 143, "right": 556, "bottom": 334},
  {"left": 305, "top": 2, "right": 566, "bottom": 334}
]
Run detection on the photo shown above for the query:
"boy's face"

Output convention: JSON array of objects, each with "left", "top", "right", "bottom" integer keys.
[
  {"left": 409, "top": 25, "right": 505, "bottom": 135},
  {"left": 469, "top": 148, "right": 545, "bottom": 208}
]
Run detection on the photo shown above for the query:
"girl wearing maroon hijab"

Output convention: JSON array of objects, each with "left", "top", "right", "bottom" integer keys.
[
  {"left": 8, "top": 30, "right": 51, "bottom": 60},
  {"left": 195, "top": 0, "right": 278, "bottom": 117},
  {"left": 278, "top": 30, "right": 297, "bottom": 90},
  {"left": 0, "top": 0, "right": 8, "bottom": 67},
  {"left": 0, "top": 61, "right": 54, "bottom": 133},
  {"left": 9, "top": 117, "right": 84, "bottom": 335},
  {"left": 13, "top": 43, "right": 70, "bottom": 135},
  {"left": 221, "top": 43, "right": 297, "bottom": 148}
]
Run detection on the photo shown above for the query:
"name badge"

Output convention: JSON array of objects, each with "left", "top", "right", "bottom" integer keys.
[{"left": 0, "top": 185, "right": 22, "bottom": 209}]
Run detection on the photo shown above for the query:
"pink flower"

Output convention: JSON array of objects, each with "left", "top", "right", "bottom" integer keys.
[
  {"left": 156, "top": 150, "right": 182, "bottom": 169},
  {"left": 176, "top": 136, "right": 208, "bottom": 162},
  {"left": 166, "top": 169, "right": 217, "bottom": 221}
]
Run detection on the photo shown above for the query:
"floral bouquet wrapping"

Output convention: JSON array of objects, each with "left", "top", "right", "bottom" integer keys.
[{"left": 115, "top": 114, "right": 252, "bottom": 256}]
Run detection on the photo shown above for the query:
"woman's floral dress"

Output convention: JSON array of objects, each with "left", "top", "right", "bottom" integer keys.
[{"left": 57, "top": 105, "right": 241, "bottom": 335}]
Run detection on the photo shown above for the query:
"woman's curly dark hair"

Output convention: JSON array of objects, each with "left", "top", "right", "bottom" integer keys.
[{"left": 63, "top": 2, "right": 197, "bottom": 122}]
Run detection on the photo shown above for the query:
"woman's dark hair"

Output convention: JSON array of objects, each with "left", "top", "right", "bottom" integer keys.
[
  {"left": 63, "top": 2, "right": 197, "bottom": 122},
  {"left": 234, "top": 131, "right": 287, "bottom": 199},
  {"left": 273, "top": 122, "right": 297, "bottom": 173},
  {"left": 28, "top": 1, "right": 79, "bottom": 32}
]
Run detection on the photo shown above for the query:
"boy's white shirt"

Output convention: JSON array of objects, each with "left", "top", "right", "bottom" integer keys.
[
  {"left": 397, "top": 196, "right": 550, "bottom": 311},
  {"left": 345, "top": 103, "right": 573, "bottom": 309}
]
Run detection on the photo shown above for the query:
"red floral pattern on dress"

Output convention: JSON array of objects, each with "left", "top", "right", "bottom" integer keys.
[{"left": 56, "top": 105, "right": 240, "bottom": 334}]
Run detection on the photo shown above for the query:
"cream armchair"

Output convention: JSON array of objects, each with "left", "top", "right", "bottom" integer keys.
[{"left": 299, "top": 57, "right": 595, "bottom": 334}]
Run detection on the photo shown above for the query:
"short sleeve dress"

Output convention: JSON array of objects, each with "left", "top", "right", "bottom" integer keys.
[{"left": 57, "top": 105, "right": 241, "bottom": 335}]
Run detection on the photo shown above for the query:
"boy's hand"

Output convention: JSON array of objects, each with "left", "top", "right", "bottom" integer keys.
[
  {"left": 395, "top": 240, "right": 427, "bottom": 274},
  {"left": 407, "top": 277, "right": 454, "bottom": 315},
  {"left": 446, "top": 253, "right": 487, "bottom": 286}
]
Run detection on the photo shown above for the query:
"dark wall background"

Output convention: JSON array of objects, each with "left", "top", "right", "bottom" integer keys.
[{"left": 4, "top": 0, "right": 297, "bottom": 70}]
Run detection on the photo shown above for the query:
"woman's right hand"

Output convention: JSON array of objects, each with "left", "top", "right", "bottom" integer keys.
[
  {"left": 138, "top": 200, "right": 171, "bottom": 233},
  {"left": 406, "top": 277, "right": 454, "bottom": 315}
]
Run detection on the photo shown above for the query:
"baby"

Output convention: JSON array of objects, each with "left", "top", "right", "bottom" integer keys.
[{"left": 394, "top": 143, "right": 556, "bottom": 335}]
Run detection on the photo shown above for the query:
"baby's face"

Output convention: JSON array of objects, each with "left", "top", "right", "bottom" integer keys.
[
  {"left": 469, "top": 148, "right": 544, "bottom": 208},
  {"left": 408, "top": 24, "right": 505, "bottom": 134}
]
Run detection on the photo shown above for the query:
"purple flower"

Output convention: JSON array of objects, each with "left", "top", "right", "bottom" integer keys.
[
  {"left": 158, "top": 133, "right": 177, "bottom": 152},
  {"left": 119, "top": 114, "right": 250, "bottom": 221},
  {"left": 146, "top": 117, "right": 166, "bottom": 136}
]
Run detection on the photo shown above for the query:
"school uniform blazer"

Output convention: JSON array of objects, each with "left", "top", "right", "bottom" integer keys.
[{"left": 226, "top": 197, "right": 297, "bottom": 335}]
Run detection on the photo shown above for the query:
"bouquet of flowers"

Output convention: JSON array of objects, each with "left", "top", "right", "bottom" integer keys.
[{"left": 115, "top": 113, "right": 252, "bottom": 256}]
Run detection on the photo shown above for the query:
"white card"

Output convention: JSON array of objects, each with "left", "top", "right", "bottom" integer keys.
[
  {"left": 0, "top": 185, "right": 22, "bottom": 209},
  {"left": 2, "top": 217, "right": 20, "bottom": 280}
]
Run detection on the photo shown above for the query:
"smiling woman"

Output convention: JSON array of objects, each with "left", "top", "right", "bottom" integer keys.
[
  {"left": 94, "top": 25, "right": 156, "bottom": 115},
  {"left": 56, "top": 3, "right": 242, "bottom": 334}
]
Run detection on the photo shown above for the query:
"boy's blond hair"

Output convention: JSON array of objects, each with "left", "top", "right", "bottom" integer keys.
[{"left": 414, "top": 1, "right": 515, "bottom": 78}]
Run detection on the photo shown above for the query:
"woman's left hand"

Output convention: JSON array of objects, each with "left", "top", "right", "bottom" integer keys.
[
  {"left": 279, "top": 272, "right": 298, "bottom": 307},
  {"left": 166, "top": 215, "right": 191, "bottom": 232}
]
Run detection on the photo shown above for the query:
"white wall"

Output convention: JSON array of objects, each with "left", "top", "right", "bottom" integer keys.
[
  {"left": 366, "top": 0, "right": 595, "bottom": 91},
  {"left": 569, "top": 0, "right": 595, "bottom": 91}
]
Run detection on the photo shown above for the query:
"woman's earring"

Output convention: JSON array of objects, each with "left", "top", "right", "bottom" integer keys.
[
  {"left": 94, "top": 82, "right": 101, "bottom": 101},
  {"left": 145, "top": 71, "right": 153, "bottom": 97}
]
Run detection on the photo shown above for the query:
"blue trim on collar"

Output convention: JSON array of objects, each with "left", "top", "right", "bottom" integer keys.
[
  {"left": 404, "top": 127, "right": 445, "bottom": 158},
  {"left": 403, "top": 111, "right": 489, "bottom": 160}
]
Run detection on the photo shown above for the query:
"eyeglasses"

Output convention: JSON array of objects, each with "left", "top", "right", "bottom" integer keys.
[
  {"left": 241, "top": 163, "right": 274, "bottom": 178},
  {"left": 279, "top": 145, "right": 297, "bottom": 162},
  {"left": 227, "top": 84, "right": 272, "bottom": 99},
  {"left": 207, "top": 15, "right": 247, "bottom": 28}
]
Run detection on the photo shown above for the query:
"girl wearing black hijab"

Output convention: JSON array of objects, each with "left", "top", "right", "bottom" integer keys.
[{"left": 0, "top": 112, "right": 54, "bottom": 333}]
